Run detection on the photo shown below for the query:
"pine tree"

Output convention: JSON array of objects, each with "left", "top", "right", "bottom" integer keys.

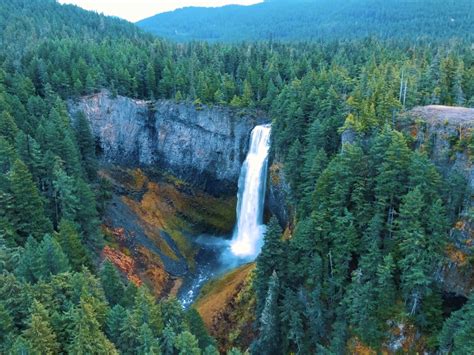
[
  {"left": 174, "top": 331, "right": 201, "bottom": 355},
  {"left": 241, "top": 80, "right": 254, "bottom": 107},
  {"left": 15, "top": 236, "right": 41, "bottom": 282},
  {"left": 74, "top": 178, "right": 103, "bottom": 250},
  {"left": 345, "top": 270, "right": 379, "bottom": 346},
  {"left": 252, "top": 272, "right": 281, "bottom": 355},
  {"left": 0, "top": 136, "right": 17, "bottom": 175},
  {"left": 74, "top": 111, "right": 98, "bottom": 181},
  {"left": 254, "top": 216, "right": 284, "bottom": 316},
  {"left": 53, "top": 163, "right": 79, "bottom": 225},
  {"left": 0, "top": 303, "right": 14, "bottom": 352},
  {"left": 186, "top": 308, "right": 215, "bottom": 349},
  {"left": 439, "top": 295, "right": 474, "bottom": 353},
  {"left": 118, "top": 311, "right": 141, "bottom": 353},
  {"left": 57, "top": 219, "right": 91, "bottom": 270},
  {"left": 203, "top": 345, "right": 219, "bottom": 355},
  {"left": 146, "top": 63, "right": 157, "bottom": 99},
  {"left": 453, "top": 61, "right": 465, "bottom": 106},
  {"left": 9, "top": 336, "right": 33, "bottom": 354},
  {"left": 375, "top": 253, "right": 397, "bottom": 318},
  {"left": 305, "top": 286, "right": 327, "bottom": 349},
  {"left": 37, "top": 234, "right": 70, "bottom": 279},
  {"left": 285, "top": 140, "right": 303, "bottom": 201},
  {"left": 8, "top": 159, "right": 52, "bottom": 241},
  {"left": 137, "top": 323, "right": 161, "bottom": 354},
  {"left": 396, "top": 187, "right": 431, "bottom": 316},
  {"left": 0, "top": 111, "right": 19, "bottom": 144},
  {"left": 132, "top": 288, "right": 163, "bottom": 336},
  {"left": 14, "top": 132, "right": 44, "bottom": 183},
  {"left": 161, "top": 325, "right": 176, "bottom": 355},
  {"left": 23, "top": 300, "right": 60, "bottom": 354},
  {"left": 100, "top": 261, "right": 125, "bottom": 307},
  {"left": 68, "top": 297, "right": 118, "bottom": 354},
  {"left": 105, "top": 305, "right": 127, "bottom": 345}
]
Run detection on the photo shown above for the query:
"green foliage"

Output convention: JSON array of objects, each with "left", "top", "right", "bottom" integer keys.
[
  {"left": 23, "top": 300, "right": 60, "bottom": 354},
  {"left": 7, "top": 159, "right": 52, "bottom": 241},
  {"left": 251, "top": 272, "right": 281, "bottom": 354},
  {"left": 439, "top": 295, "right": 474, "bottom": 353},
  {"left": 56, "top": 219, "right": 91, "bottom": 271},
  {"left": 174, "top": 331, "right": 201, "bottom": 355},
  {"left": 0, "top": 0, "right": 471, "bottom": 354},
  {"left": 137, "top": 0, "right": 474, "bottom": 42},
  {"left": 254, "top": 216, "right": 284, "bottom": 316},
  {"left": 68, "top": 297, "right": 118, "bottom": 354}
]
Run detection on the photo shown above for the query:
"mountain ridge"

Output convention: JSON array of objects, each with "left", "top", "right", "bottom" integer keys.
[{"left": 137, "top": 0, "right": 473, "bottom": 42}]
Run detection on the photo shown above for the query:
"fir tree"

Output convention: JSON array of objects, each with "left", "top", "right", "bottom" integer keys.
[
  {"left": 74, "top": 112, "right": 98, "bottom": 181},
  {"left": 252, "top": 272, "right": 281, "bottom": 355},
  {"left": 174, "top": 331, "right": 201, "bottom": 355},
  {"left": 23, "top": 300, "right": 60, "bottom": 355},
  {"left": 56, "top": 219, "right": 91, "bottom": 271},
  {"left": 68, "top": 297, "right": 118, "bottom": 355},
  {"left": 254, "top": 216, "right": 284, "bottom": 316},
  {"left": 100, "top": 261, "right": 125, "bottom": 307},
  {"left": 8, "top": 159, "right": 52, "bottom": 241}
]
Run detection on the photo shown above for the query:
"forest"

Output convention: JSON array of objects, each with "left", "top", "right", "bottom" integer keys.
[
  {"left": 0, "top": 0, "right": 473, "bottom": 353},
  {"left": 137, "top": 0, "right": 474, "bottom": 42}
]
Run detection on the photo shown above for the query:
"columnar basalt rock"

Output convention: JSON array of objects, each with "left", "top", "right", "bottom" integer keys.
[{"left": 69, "top": 90, "right": 266, "bottom": 195}]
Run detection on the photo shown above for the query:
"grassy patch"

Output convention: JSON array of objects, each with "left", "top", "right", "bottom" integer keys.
[
  {"left": 195, "top": 263, "right": 257, "bottom": 352},
  {"left": 196, "top": 263, "right": 255, "bottom": 326}
]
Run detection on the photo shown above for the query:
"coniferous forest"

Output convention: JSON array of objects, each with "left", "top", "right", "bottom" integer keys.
[{"left": 0, "top": 0, "right": 473, "bottom": 354}]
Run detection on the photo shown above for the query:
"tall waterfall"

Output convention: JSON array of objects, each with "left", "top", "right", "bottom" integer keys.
[{"left": 230, "top": 124, "right": 271, "bottom": 259}]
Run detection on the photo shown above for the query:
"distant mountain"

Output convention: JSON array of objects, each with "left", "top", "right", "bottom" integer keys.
[{"left": 137, "top": 0, "right": 473, "bottom": 42}]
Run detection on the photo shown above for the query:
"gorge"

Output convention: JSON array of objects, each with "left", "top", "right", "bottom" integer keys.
[{"left": 69, "top": 90, "right": 277, "bottom": 304}]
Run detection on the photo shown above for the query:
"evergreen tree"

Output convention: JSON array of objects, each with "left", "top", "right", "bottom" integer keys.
[
  {"left": 68, "top": 297, "right": 118, "bottom": 354},
  {"left": 0, "top": 303, "right": 14, "bottom": 352},
  {"left": 23, "top": 300, "right": 60, "bottom": 354},
  {"left": 137, "top": 323, "right": 161, "bottom": 354},
  {"left": 9, "top": 336, "right": 34, "bottom": 355},
  {"left": 0, "top": 111, "right": 19, "bottom": 144},
  {"left": 57, "top": 219, "right": 91, "bottom": 271},
  {"left": 106, "top": 304, "right": 127, "bottom": 345},
  {"left": 186, "top": 308, "right": 215, "bottom": 349},
  {"left": 100, "top": 261, "right": 125, "bottom": 307},
  {"left": 8, "top": 159, "right": 52, "bottom": 241},
  {"left": 161, "top": 325, "right": 176, "bottom": 355},
  {"left": 252, "top": 272, "right": 281, "bottom": 355},
  {"left": 174, "top": 331, "right": 201, "bottom": 355},
  {"left": 37, "top": 234, "right": 70, "bottom": 280},
  {"left": 396, "top": 187, "right": 431, "bottom": 316},
  {"left": 74, "top": 111, "right": 98, "bottom": 181},
  {"left": 254, "top": 217, "right": 284, "bottom": 316},
  {"left": 439, "top": 295, "right": 474, "bottom": 353}
]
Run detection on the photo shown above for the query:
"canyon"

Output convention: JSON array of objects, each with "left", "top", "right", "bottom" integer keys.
[{"left": 70, "top": 92, "right": 473, "bottom": 350}]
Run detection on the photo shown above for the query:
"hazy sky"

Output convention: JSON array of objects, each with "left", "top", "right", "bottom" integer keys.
[{"left": 58, "top": 0, "right": 263, "bottom": 22}]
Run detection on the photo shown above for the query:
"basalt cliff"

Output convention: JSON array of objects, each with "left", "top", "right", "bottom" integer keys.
[{"left": 69, "top": 90, "right": 266, "bottom": 195}]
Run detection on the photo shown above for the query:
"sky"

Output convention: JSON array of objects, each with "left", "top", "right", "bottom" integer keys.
[{"left": 58, "top": 0, "right": 263, "bottom": 22}]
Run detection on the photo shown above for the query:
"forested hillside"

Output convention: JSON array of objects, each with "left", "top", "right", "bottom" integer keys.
[
  {"left": 138, "top": 0, "right": 474, "bottom": 42},
  {"left": 0, "top": 0, "right": 473, "bottom": 353}
]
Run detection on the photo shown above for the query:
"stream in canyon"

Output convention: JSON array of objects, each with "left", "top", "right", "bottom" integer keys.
[{"left": 179, "top": 124, "right": 272, "bottom": 307}]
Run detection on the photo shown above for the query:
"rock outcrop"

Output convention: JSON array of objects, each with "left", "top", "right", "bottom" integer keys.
[
  {"left": 406, "top": 105, "right": 474, "bottom": 190},
  {"left": 266, "top": 161, "right": 291, "bottom": 228},
  {"left": 69, "top": 91, "right": 266, "bottom": 195},
  {"left": 404, "top": 105, "right": 474, "bottom": 298}
]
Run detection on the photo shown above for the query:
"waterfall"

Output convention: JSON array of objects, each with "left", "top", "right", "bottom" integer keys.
[{"left": 230, "top": 124, "right": 271, "bottom": 259}]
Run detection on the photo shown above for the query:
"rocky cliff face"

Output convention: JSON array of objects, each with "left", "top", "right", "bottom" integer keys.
[
  {"left": 403, "top": 105, "right": 474, "bottom": 298},
  {"left": 342, "top": 106, "right": 474, "bottom": 298},
  {"left": 69, "top": 91, "right": 266, "bottom": 195},
  {"left": 406, "top": 105, "right": 474, "bottom": 191}
]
